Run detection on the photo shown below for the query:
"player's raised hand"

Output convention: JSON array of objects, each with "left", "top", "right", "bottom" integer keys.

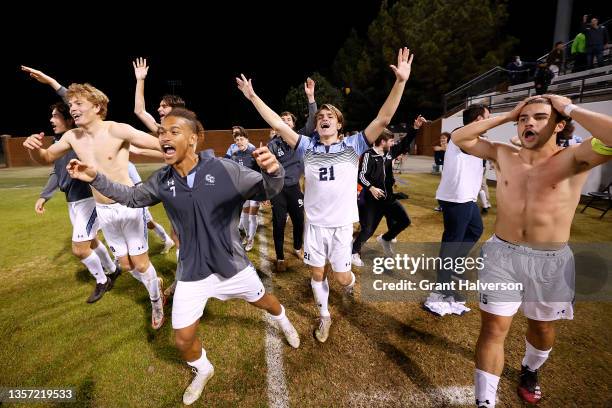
[
  {"left": 133, "top": 57, "right": 150, "bottom": 80},
  {"left": 390, "top": 47, "right": 414, "bottom": 83},
  {"left": 236, "top": 74, "right": 256, "bottom": 100}
]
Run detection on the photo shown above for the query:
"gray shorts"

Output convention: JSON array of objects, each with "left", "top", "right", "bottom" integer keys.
[{"left": 478, "top": 235, "right": 575, "bottom": 321}]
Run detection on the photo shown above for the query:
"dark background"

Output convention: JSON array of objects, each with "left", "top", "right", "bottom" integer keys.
[{"left": 1, "top": 0, "right": 610, "bottom": 136}]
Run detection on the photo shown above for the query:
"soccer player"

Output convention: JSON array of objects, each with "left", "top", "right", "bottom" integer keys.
[
  {"left": 66, "top": 108, "right": 300, "bottom": 405},
  {"left": 268, "top": 77, "right": 317, "bottom": 272},
  {"left": 23, "top": 82, "right": 167, "bottom": 330},
  {"left": 236, "top": 47, "right": 414, "bottom": 342},
  {"left": 452, "top": 95, "right": 612, "bottom": 407},
  {"left": 35, "top": 101, "right": 119, "bottom": 303},
  {"left": 226, "top": 126, "right": 260, "bottom": 251}
]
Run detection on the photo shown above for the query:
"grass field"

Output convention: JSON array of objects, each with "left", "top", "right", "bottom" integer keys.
[{"left": 0, "top": 164, "right": 610, "bottom": 407}]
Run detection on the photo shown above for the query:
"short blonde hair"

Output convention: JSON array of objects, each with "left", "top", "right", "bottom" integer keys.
[{"left": 66, "top": 83, "right": 109, "bottom": 120}]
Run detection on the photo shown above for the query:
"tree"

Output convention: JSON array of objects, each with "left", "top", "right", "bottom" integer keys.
[
  {"left": 283, "top": 72, "right": 345, "bottom": 130},
  {"left": 332, "top": 0, "right": 517, "bottom": 116}
]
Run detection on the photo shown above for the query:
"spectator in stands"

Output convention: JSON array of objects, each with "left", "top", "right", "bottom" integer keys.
[
  {"left": 583, "top": 15, "right": 609, "bottom": 68},
  {"left": 506, "top": 56, "right": 529, "bottom": 85},
  {"left": 546, "top": 41, "right": 565, "bottom": 76},
  {"left": 571, "top": 31, "right": 587, "bottom": 72},
  {"left": 556, "top": 120, "right": 583, "bottom": 147},
  {"left": 534, "top": 62, "right": 554, "bottom": 95}
]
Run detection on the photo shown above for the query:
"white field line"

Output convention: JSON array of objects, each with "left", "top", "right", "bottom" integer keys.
[
  {"left": 258, "top": 227, "right": 289, "bottom": 408},
  {"left": 348, "top": 386, "right": 474, "bottom": 407}
]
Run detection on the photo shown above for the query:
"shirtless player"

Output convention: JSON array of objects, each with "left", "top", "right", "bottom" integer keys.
[
  {"left": 452, "top": 95, "right": 612, "bottom": 407},
  {"left": 23, "top": 83, "right": 168, "bottom": 329}
]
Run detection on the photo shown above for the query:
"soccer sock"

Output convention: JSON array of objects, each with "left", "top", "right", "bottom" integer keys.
[
  {"left": 474, "top": 368, "right": 499, "bottom": 408},
  {"left": 522, "top": 339, "right": 551, "bottom": 371},
  {"left": 187, "top": 348, "right": 212, "bottom": 372},
  {"left": 151, "top": 221, "right": 171, "bottom": 242},
  {"left": 478, "top": 190, "right": 490, "bottom": 208},
  {"left": 93, "top": 244, "right": 116, "bottom": 273},
  {"left": 248, "top": 215, "right": 258, "bottom": 240},
  {"left": 240, "top": 212, "right": 249, "bottom": 232},
  {"left": 139, "top": 263, "right": 161, "bottom": 301},
  {"left": 269, "top": 305, "right": 293, "bottom": 331},
  {"left": 311, "top": 278, "right": 330, "bottom": 317},
  {"left": 81, "top": 252, "right": 107, "bottom": 284}
]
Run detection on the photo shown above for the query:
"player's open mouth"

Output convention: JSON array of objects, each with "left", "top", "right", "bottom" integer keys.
[
  {"left": 523, "top": 129, "right": 536, "bottom": 142},
  {"left": 162, "top": 144, "right": 176, "bottom": 157},
  {"left": 321, "top": 123, "right": 331, "bottom": 129},
  {"left": 72, "top": 114, "right": 82, "bottom": 121}
]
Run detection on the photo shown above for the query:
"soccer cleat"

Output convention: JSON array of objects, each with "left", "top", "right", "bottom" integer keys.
[
  {"left": 313, "top": 316, "right": 332, "bottom": 343},
  {"left": 517, "top": 365, "right": 542, "bottom": 404},
  {"left": 161, "top": 238, "right": 175, "bottom": 254},
  {"left": 292, "top": 248, "right": 304, "bottom": 261},
  {"left": 244, "top": 239, "right": 254, "bottom": 252},
  {"left": 86, "top": 278, "right": 113, "bottom": 303},
  {"left": 351, "top": 253, "right": 364, "bottom": 267},
  {"left": 280, "top": 321, "right": 300, "bottom": 348},
  {"left": 106, "top": 266, "right": 122, "bottom": 288},
  {"left": 481, "top": 207, "right": 490, "bottom": 215},
  {"left": 164, "top": 280, "right": 177, "bottom": 298},
  {"left": 433, "top": 206, "right": 442, "bottom": 212},
  {"left": 183, "top": 363, "right": 214, "bottom": 405},
  {"left": 151, "top": 277, "right": 166, "bottom": 330},
  {"left": 376, "top": 235, "right": 394, "bottom": 257},
  {"left": 275, "top": 260, "right": 286, "bottom": 273}
]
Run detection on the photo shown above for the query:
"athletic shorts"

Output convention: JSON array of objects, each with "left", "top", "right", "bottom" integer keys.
[
  {"left": 68, "top": 197, "right": 99, "bottom": 242},
  {"left": 172, "top": 264, "right": 265, "bottom": 329},
  {"left": 478, "top": 235, "right": 575, "bottom": 321},
  {"left": 303, "top": 222, "right": 353, "bottom": 272},
  {"left": 144, "top": 207, "right": 153, "bottom": 224},
  {"left": 95, "top": 203, "right": 148, "bottom": 258},
  {"left": 242, "top": 200, "right": 260, "bottom": 209}
]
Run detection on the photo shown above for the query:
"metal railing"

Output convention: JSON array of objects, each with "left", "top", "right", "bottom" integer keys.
[{"left": 443, "top": 18, "right": 612, "bottom": 115}]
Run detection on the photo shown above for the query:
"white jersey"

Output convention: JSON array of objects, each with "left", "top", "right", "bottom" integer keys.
[
  {"left": 295, "top": 132, "right": 369, "bottom": 227},
  {"left": 436, "top": 139, "right": 483, "bottom": 203}
]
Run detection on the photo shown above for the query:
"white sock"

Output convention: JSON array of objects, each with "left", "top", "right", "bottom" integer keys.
[
  {"left": 269, "top": 305, "right": 292, "bottom": 331},
  {"left": 478, "top": 190, "right": 490, "bottom": 208},
  {"left": 240, "top": 212, "right": 249, "bottom": 232},
  {"left": 474, "top": 368, "right": 499, "bottom": 407},
  {"left": 151, "top": 221, "right": 171, "bottom": 242},
  {"left": 129, "top": 269, "right": 143, "bottom": 283},
  {"left": 248, "top": 214, "right": 258, "bottom": 240},
  {"left": 522, "top": 339, "right": 551, "bottom": 371},
  {"left": 140, "top": 263, "right": 161, "bottom": 301},
  {"left": 311, "top": 278, "right": 330, "bottom": 317},
  {"left": 187, "top": 348, "right": 212, "bottom": 372},
  {"left": 93, "top": 244, "right": 116, "bottom": 273},
  {"left": 81, "top": 252, "right": 107, "bottom": 284},
  {"left": 176, "top": 248, "right": 180, "bottom": 262}
]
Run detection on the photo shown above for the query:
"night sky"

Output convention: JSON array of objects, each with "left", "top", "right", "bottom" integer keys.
[{"left": 2, "top": 1, "right": 610, "bottom": 136}]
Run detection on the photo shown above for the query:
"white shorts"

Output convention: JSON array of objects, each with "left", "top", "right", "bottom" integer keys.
[
  {"left": 242, "top": 200, "right": 260, "bottom": 209},
  {"left": 478, "top": 235, "right": 575, "bottom": 321},
  {"left": 303, "top": 222, "right": 353, "bottom": 272},
  {"left": 96, "top": 203, "right": 148, "bottom": 258},
  {"left": 68, "top": 197, "right": 99, "bottom": 242},
  {"left": 144, "top": 207, "right": 153, "bottom": 224},
  {"left": 172, "top": 265, "right": 266, "bottom": 329}
]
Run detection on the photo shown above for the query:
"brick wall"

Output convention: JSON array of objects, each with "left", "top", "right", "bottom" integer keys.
[{"left": 2, "top": 129, "right": 273, "bottom": 167}]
